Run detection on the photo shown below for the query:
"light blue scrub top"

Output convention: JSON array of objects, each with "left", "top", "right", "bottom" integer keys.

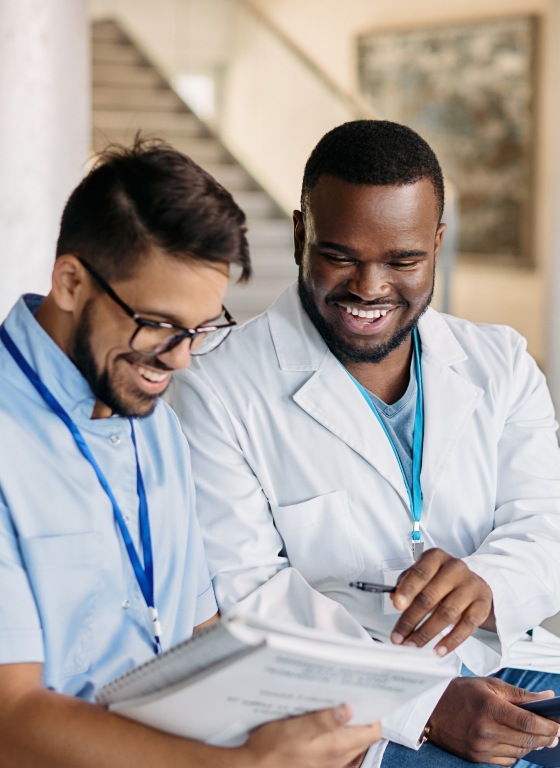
[{"left": 0, "top": 295, "right": 217, "bottom": 700}]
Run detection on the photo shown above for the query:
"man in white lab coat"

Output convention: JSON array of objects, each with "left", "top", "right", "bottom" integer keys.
[{"left": 170, "top": 121, "right": 560, "bottom": 767}]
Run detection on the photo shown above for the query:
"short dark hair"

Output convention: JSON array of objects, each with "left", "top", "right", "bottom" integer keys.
[
  {"left": 301, "top": 120, "right": 444, "bottom": 221},
  {"left": 57, "top": 137, "right": 251, "bottom": 282}
]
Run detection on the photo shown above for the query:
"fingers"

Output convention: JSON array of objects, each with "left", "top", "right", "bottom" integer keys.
[
  {"left": 399, "top": 587, "right": 486, "bottom": 650},
  {"left": 483, "top": 734, "right": 558, "bottom": 766},
  {"left": 293, "top": 705, "right": 353, "bottom": 737},
  {"left": 498, "top": 683, "right": 555, "bottom": 706},
  {"left": 392, "top": 549, "right": 448, "bottom": 614},
  {"left": 485, "top": 729, "right": 560, "bottom": 760},
  {"left": 390, "top": 555, "right": 492, "bottom": 648},
  {"left": 294, "top": 706, "right": 381, "bottom": 750},
  {"left": 333, "top": 721, "right": 382, "bottom": 754},
  {"left": 288, "top": 708, "right": 381, "bottom": 765},
  {"left": 495, "top": 704, "right": 560, "bottom": 740},
  {"left": 432, "top": 598, "right": 492, "bottom": 656}
]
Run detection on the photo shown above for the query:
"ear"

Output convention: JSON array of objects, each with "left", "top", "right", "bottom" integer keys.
[
  {"left": 51, "top": 255, "right": 93, "bottom": 314},
  {"left": 433, "top": 223, "right": 447, "bottom": 267},
  {"left": 293, "top": 210, "right": 305, "bottom": 267}
]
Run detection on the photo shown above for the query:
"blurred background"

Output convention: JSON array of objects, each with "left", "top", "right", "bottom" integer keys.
[
  {"left": 3, "top": 0, "right": 560, "bottom": 635},
  {"left": 2, "top": 0, "right": 560, "bottom": 405}
]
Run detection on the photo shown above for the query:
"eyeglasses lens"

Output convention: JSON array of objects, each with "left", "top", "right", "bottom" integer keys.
[
  {"left": 132, "top": 326, "right": 186, "bottom": 356},
  {"left": 191, "top": 327, "right": 232, "bottom": 356},
  {"left": 131, "top": 325, "right": 232, "bottom": 357}
]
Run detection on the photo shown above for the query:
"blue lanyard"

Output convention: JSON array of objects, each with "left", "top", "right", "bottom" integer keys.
[
  {"left": 0, "top": 325, "right": 162, "bottom": 653},
  {"left": 343, "top": 328, "right": 425, "bottom": 559}
]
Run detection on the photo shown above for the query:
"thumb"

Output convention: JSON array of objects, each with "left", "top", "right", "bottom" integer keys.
[
  {"left": 495, "top": 680, "right": 555, "bottom": 705},
  {"left": 296, "top": 704, "right": 353, "bottom": 737}
]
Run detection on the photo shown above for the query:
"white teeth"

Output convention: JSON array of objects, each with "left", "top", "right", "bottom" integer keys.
[
  {"left": 137, "top": 365, "right": 168, "bottom": 383},
  {"left": 343, "top": 305, "right": 389, "bottom": 319}
]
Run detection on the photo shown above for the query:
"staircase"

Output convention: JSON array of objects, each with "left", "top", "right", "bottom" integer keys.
[{"left": 91, "top": 19, "right": 297, "bottom": 324}]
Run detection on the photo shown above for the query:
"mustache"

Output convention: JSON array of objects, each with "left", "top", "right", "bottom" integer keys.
[
  {"left": 118, "top": 352, "right": 174, "bottom": 372},
  {"left": 327, "top": 295, "right": 405, "bottom": 308}
]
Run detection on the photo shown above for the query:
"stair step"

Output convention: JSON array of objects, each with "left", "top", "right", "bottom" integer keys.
[
  {"left": 93, "top": 63, "right": 163, "bottom": 88},
  {"left": 201, "top": 163, "right": 255, "bottom": 191},
  {"left": 91, "top": 18, "right": 294, "bottom": 323},
  {"left": 92, "top": 21, "right": 125, "bottom": 43},
  {"left": 231, "top": 191, "right": 280, "bottom": 219},
  {"left": 92, "top": 128, "right": 227, "bottom": 164},
  {"left": 250, "top": 262, "right": 298, "bottom": 280},
  {"left": 93, "top": 86, "right": 185, "bottom": 111},
  {"left": 246, "top": 219, "right": 294, "bottom": 248},
  {"left": 93, "top": 41, "right": 144, "bottom": 65},
  {"left": 227, "top": 277, "right": 296, "bottom": 298},
  {"left": 93, "top": 110, "right": 200, "bottom": 134},
  {"left": 247, "top": 248, "right": 297, "bottom": 276}
]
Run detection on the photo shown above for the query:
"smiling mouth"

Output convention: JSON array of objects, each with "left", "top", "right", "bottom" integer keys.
[
  {"left": 342, "top": 305, "right": 389, "bottom": 319},
  {"left": 127, "top": 362, "right": 172, "bottom": 393},
  {"left": 136, "top": 365, "right": 169, "bottom": 383},
  {"left": 334, "top": 302, "right": 400, "bottom": 335}
]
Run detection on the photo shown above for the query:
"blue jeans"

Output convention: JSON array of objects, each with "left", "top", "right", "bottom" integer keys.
[{"left": 380, "top": 668, "right": 560, "bottom": 767}]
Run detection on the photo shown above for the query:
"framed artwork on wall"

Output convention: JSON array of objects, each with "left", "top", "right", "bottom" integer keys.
[{"left": 358, "top": 16, "right": 537, "bottom": 265}]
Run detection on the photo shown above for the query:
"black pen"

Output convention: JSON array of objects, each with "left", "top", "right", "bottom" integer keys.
[{"left": 349, "top": 581, "right": 396, "bottom": 594}]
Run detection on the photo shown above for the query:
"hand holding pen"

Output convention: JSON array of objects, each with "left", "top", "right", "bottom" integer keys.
[{"left": 349, "top": 548, "right": 494, "bottom": 657}]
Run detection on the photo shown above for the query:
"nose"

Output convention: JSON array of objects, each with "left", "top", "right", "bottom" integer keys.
[
  {"left": 156, "top": 338, "right": 192, "bottom": 371},
  {"left": 346, "top": 261, "right": 391, "bottom": 301}
]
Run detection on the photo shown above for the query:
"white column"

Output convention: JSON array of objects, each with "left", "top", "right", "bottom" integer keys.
[{"left": 0, "top": 0, "right": 89, "bottom": 320}]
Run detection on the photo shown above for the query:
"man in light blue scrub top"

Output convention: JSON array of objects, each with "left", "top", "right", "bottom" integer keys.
[{"left": 0, "top": 139, "right": 380, "bottom": 768}]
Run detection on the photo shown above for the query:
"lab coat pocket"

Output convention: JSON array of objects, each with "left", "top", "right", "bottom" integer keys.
[
  {"left": 271, "top": 490, "right": 363, "bottom": 587},
  {"left": 20, "top": 532, "right": 103, "bottom": 679}
]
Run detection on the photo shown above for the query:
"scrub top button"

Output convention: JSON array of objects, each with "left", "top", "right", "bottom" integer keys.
[
  {"left": 110, "top": 434, "right": 120, "bottom": 444},
  {"left": 122, "top": 599, "right": 130, "bottom": 609}
]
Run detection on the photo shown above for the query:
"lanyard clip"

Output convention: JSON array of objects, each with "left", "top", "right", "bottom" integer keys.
[
  {"left": 149, "top": 606, "right": 162, "bottom": 641},
  {"left": 412, "top": 539, "right": 424, "bottom": 561}
]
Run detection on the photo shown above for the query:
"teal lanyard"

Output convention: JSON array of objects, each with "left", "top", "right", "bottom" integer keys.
[{"left": 343, "top": 328, "right": 425, "bottom": 559}]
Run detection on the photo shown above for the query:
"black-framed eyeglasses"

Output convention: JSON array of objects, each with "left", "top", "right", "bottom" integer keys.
[{"left": 78, "top": 258, "right": 236, "bottom": 357}]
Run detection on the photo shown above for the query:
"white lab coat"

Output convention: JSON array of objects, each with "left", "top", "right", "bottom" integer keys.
[{"left": 170, "top": 283, "right": 560, "bottom": 764}]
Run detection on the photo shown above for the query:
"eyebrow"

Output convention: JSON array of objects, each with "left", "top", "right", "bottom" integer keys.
[
  {"left": 317, "top": 241, "right": 357, "bottom": 256},
  {"left": 384, "top": 250, "right": 428, "bottom": 259},
  {"left": 317, "top": 242, "right": 428, "bottom": 260}
]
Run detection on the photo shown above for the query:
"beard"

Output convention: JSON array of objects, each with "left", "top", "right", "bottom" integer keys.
[
  {"left": 70, "top": 300, "right": 169, "bottom": 418},
  {"left": 297, "top": 269, "right": 434, "bottom": 365}
]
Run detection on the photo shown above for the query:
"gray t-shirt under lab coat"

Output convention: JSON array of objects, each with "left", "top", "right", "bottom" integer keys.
[{"left": 366, "top": 359, "right": 417, "bottom": 491}]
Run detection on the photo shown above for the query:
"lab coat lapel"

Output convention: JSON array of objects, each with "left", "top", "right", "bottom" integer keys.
[
  {"left": 418, "top": 310, "right": 484, "bottom": 519},
  {"left": 293, "top": 351, "right": 411, "bottom": 507}
]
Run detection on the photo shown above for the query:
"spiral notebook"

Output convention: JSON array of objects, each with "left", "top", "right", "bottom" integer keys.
[{"left": 96, "top": 614, "right": 454, "bottom": 746}]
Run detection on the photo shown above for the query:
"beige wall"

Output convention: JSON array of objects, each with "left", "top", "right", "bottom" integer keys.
[{"left": 252, "top": 0, "right": 560, "bottom": 365}]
